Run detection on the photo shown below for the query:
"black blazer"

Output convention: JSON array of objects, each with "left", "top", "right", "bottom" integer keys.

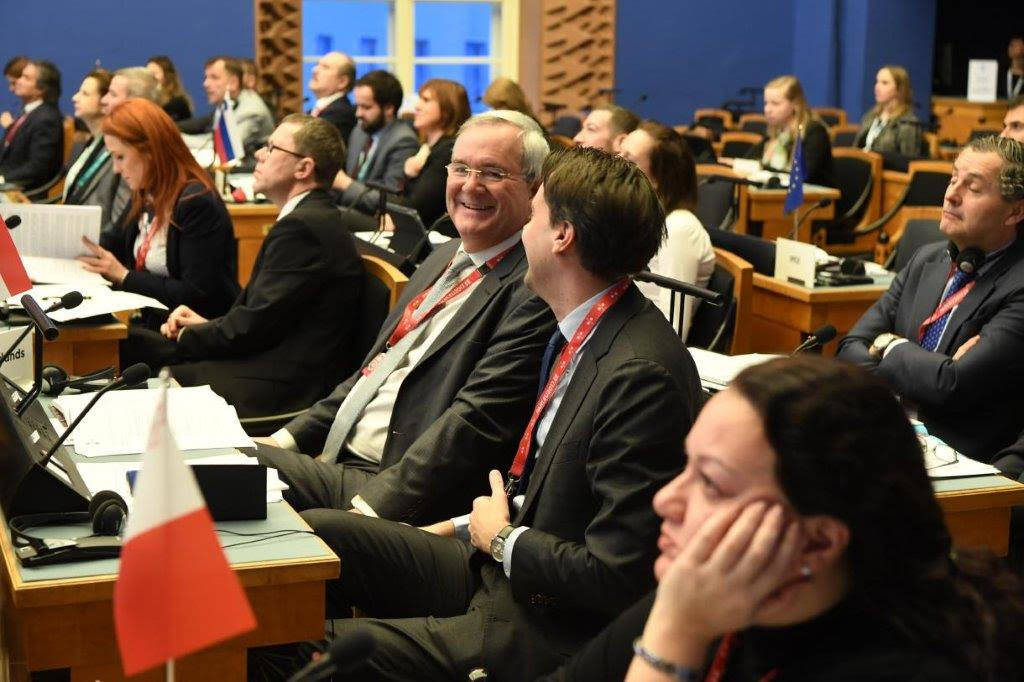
[
  {"left": 162, "top": 96, "right": 192, "bottom": 122},
  {"left": 837, "top": 238, "right": 1024, "bottom": 459},
  {"left": 391, "top": 135, "right": 454, "bottom": 228},
  {"left": 314, "top": 95, "right": 356, "bottom": 145},
  {"left": 102, "top": 183, "right": 239, "bottom": 320},
  {"left": 171, "top": 189, "right": 363, "bottom": 417},
  {"left": 286, "top": 238, "right": 558, "bottom": 523},
  {"left": 63, "top": 137, "right": 132, "bottom": 236},
  {"left": 749, "top": 118, "right": 836, "bottom": 188},
  {"left": 452, "top": 286, "right": 700, "bottom": 678},
  {"left": 0, "top": 101, "right": 63, "bottom": 189}
]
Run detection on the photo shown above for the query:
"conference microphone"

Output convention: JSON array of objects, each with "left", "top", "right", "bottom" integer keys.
[
  {"left": 704, "top": 175, "right": 766, "bottom": 189},
  {"left": 37, "top": 363, "right": 151, "bottom": 471},
  {"left": 787, "top": 198, "right": 833, "bottom": 240},
  {"left": 791, "top": 324, "right": 837, "bottom": 355},
  {"left": 287, "top": 630, "right": 376, "bottom": 682},
  {"left": 0, "top": 292, "right": 84, "bottom": 373},
  {"left": 2, "top": 215, "right": 22, "bottom": 229}
]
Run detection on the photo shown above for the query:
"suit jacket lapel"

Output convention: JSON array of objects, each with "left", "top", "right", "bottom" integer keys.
[
  {"left": 908, "top": 251, "right": 952, "bottom": 334},
  {"left": 347, "top": 126, "right": 368, "bottom": 175}
]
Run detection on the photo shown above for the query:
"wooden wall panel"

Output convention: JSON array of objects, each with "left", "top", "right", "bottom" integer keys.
[
  {"left": 540, "top": 0, "right": 616, "bottom": 118},
  {"left": 254, "top": 0, "right": 304, "bottom": 117}
]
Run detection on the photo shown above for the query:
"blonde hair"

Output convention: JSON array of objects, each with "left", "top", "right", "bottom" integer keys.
[
  {"left": 872, "top": 64, "right": 913, "bottom": 119},
  {"left": 765, "top": 74, "right": 813, "bottom": 137},
  {"left": 482, "top": 77, "right": 536, "bottom": 120}
]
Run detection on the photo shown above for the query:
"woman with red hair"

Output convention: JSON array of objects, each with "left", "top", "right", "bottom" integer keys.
[{"left": 79, "top": 98, "right": 238, "bottom": 324}]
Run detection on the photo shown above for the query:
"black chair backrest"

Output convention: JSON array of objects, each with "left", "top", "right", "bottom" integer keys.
[
  {"left": 695, "top": 115, "right": 726, "bottom": 140},
  {"left": 709, "top": 230, "right": 776, "bottom": 276},
  {"left": 721, "top": 139, "right": 757, "bottom": 158},
  {"left": 740, "top": 119, "right": 767, "bottom": 136},
  {"left": 696, "top": 179, "right": 736, "bottom": 232},
  {"left": 819, "top": 112, "right": 841, "bottom": 127},
  {"left": 686, "top": 264, "right": 736, "bottom": 352},
  {"left": 682, "top": 134, "right": 716, "bottom": 163},
  {"left": 904, "top": 170, "right": 950, "bottom": 207},
  {"left": 551, "top": 115, "right": 582, "bottom": 139},
  {"left": 893, "top": 219, "right": 944, "bottom": 273},
  {"left": 832, "top": 130, "right": 858, "bottom": 147},
  {"left": 347, "top": 270, "right": 390, "bottom": 378},
  {"left": 833, "top": 155, "right": 873, "bottom": 226}
]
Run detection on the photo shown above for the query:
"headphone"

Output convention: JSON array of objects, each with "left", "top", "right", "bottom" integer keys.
[
  {"left": 948, "top": 242, "right": 986, "bottom": 275},
  {"left": 9, "top": 490, "right": 128, "bottom": 567},
  {"left": 41, "top": 365, "right": 116, "bottom": 397}
]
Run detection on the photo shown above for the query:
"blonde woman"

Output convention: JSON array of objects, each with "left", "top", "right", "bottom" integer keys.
[{"left": 853, "top": 65, "right": 922, "bottom": 158}]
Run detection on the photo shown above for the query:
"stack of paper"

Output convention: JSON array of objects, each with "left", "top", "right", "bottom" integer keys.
[
  {"left": 8, "top": 284, "right": 166, "bottom": 321},
  {"left": 52, "top": 386, "right": 255, "bottom": 456},
  {"left": 920, "top": 434, "right": 1000, "bottom": 479},
  {"left": 0, "top": 204, "right": 104, "bottom": 285},
  {"left": 688, "top": 348, "right": 779, "bottom": 391}
]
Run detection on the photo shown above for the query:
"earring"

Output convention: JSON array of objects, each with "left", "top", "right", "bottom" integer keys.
[{"left": 800, "top": 563, "right": 813, "bottom": 578}]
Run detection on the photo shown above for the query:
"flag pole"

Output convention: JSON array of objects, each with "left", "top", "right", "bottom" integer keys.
[{"left": 166, "top": 658, "right": 175, "bottom": 681}]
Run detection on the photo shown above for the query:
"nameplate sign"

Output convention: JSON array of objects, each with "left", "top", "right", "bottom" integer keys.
[
  {"left": 967, "top": 59, "right": 998, "bottom": 103},
  {"left": 0, "top": 325, "right": 33, "bottom": 392},
  {"left": 774, "top": 238, "right": 817, "bottom": 288}
]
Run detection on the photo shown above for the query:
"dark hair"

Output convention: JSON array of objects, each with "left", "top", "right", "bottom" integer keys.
[
  {"left": 594, "top": 104, "right": 640, "bottom": 137},
  {"left": 731, "top": 356, "right": 1024, "bottom": 681},
  {"left": 281, "top": 113, "right": 345, "bottom": 187},
  {"left": 147, "top": 55, "right": 193, "bottom": 111},
  {"left": 3, "top": 55, "right": 27, "bottom": 79},
  {"left": 85, "top": 68, "right": 112, "bottom": 97},
  {"left": 355, "top": 70, "right": 403, "bottom": 115},
  {"left": 636, "top": 120, "right": 698, "bottom": 212},
  {"left": 204, "top": 55, "right": 243, "bottom": 85},
  {"left": 542, "top": 146, "right": 666, "bottom": 280},
  {"left": 419, "top": 78, "right": 471, "bottom": 138},
  {"left": 30, "top": 60, "right": 61, "bottom": 104}
]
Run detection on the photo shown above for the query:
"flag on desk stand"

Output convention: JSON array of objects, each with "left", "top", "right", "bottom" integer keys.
[
  {"left": 0, "top": 214, "right": 31, "bottom": 298},
  {"left": 783, "top": 126, "right": 805, "bottom": 215},
  {"left": 113, "top": 370, "right": 255, "bottom": 677},
  {"left": 212, "top": 96, "right": 244, "bottom": 166}
]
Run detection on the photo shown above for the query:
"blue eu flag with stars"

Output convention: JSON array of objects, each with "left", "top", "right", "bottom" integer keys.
[{"left": 784, "top": 130, "right": 804, "bottom": 214}]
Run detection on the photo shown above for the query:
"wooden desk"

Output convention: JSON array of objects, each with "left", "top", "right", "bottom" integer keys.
[
  {"left": 749, "top": 274, "right": 888, "bottom": 355},
  {"left": 43, "top": 320, "right": 127, "bottom": 374},
  {"left": 1, "top": 503, "right": 338, "bottom": 681},
  {"left": 931, "top": 97, "right": 1008, "bottom": 145},
  {"left": 935, "top": 475, "right": 1024, "bottom": 556},
  {"left": 745, "top": 186, "right": 841, "bottom": 243},
  {"left": 227, "top": 203, "right": 277, "bottom": 287}
]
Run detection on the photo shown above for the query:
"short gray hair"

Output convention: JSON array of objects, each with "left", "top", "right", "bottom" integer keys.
[
  {"left": 965, "top": 135, "right": 1024, "bottom": 202},
  {"left": 114, "top": 67, "right": 161, "bottom": 102},
  {"left": 457, "top": 109, "right": 549, "bottom": 184}
]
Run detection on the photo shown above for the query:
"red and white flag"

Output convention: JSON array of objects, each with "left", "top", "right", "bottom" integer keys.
[
  {"left": 113, "top": 377, "right": 256, "bottom": 676},
  {"left": 0, "top": 214, "right": 30, "bottom": 299}
]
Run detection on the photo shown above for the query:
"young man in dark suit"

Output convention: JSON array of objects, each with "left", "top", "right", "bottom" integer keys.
[
  {"left": 838, "top": 135, "right": 1024, "bottom": 460},
  {"left": 0, "top": 60, "right": 63, "bottom": 190},
  {"left": 297, "top": 146, "right": 702, "bottom": 680},
  {"left": 330, "top": 69, "right": 419, "bottom": 214},
  {"left": 308, "top": 51, "right": 356, "bottom": 143},
  {"left": 254, "top": 110, "right": 557, "bottom": 525},
  {"left": 152, "top": 115, "right": 364, "bottom": 418}
]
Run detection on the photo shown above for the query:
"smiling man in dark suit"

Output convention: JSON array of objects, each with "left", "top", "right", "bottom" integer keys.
[
  {"left": 0, "top": 60, "right": 63, "bottom": 190},
  {"left": 297, "top": 146, "right": 702, "bottom": 681},
  {"left": 838, "top": 136, "right": 1024, "bottom": 459}
]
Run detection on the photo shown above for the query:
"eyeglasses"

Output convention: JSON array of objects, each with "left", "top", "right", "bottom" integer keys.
[
  {"left": 920, "top": 435, "right": 959, "bottom": 472},
  {"left": 445, "top": 162, "right": 524, "bottom": 185},
  {"left": 262, "top": 141, "right": 305, "bottom": 159}
]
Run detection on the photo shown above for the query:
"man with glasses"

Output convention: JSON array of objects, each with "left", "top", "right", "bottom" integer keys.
[
  {"left": 147, "top": 115, "right": 364, "bottom": 418},
  {"left": 254, "top": 110, "right": 557, "bottom": 527}
]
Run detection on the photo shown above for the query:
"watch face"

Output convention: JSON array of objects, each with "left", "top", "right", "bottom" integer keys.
[{"left": 490, "top": 537, "right": 504, "bottom": 561}]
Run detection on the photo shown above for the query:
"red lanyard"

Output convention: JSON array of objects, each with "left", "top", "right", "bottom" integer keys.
[
  {"left": 134, "top": 214, "right": 161, "bottom": 271},
  {"left": 360, "top": 247, "right": 512, "bottom": 377},
  {"left": 505, "top": 279, "right": 630, "bottom": 494},
  {"left": 704, "top": 633, "right": 779, "bottom": 682},
  {"left": 917, "top": 265, "right": 976, "bottom": 341}
]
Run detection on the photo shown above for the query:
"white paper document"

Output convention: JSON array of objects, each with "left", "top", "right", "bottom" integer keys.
[
  {"left": 0, "top": 204, "right": 100, "bottom": 258},
  {"left": 9, "top": 284, "right": 166, "bottom": 320},
  {"left": 53, "top": 386, "right": 255, "bottom": 456},
  {"left": 921, "top": 435, "right": 1000, "bottom": 479},
  {"left": 21, "top": 256, "right": 110, "bottom": 286},
  {"left": 689, "top": 348, "right": 779, "bottom": 390}
]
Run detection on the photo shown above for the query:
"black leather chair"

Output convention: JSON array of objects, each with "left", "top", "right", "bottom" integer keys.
[
  {"left": 685, "top": 266, "right": 736, "bottom": 352},
  {"left": 696, "top": 177, "right": 738, "bottom": 231},
  {"left": 889, "top": 218, "right": 944, "bottom": 273},
  {"left": 708, "top": 229, "right": 775, "bottom": 276},
  {"left": 819, "top": 151, "right": 875, "bottom": 244},
  {"left": 633, "top": 271, "right": 727, "bottom": 346}
]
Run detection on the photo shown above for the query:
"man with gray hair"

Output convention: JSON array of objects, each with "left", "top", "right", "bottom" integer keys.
[
  {"left": 100, "top": 67, "right": 160, "bottom": 115},
  {"left": 307, "top": 51, "right": 357, "bottom": 141},
  {"left": 255, "top": 109, "right": 557, "bottom": 524},
  {"left": 839, "top": 135, "right": 1024, "bottom": 459}
]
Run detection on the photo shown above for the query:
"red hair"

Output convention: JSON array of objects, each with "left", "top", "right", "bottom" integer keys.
[{"left": 102, "top": 98, "right": 215, "bottom": 228}]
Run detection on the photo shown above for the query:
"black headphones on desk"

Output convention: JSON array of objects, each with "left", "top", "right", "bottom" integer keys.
[
  {"left": 9, "top": 490, "right": 128, "bottom": 567},
  {"left": 41, "top": 365, "right": 116, "bottom": 397},
  {"left": 948, "top": 243, "right": 986, "bottom": 275}
]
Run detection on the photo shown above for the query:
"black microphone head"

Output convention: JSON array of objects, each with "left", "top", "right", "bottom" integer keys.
[
  {"left": 817, "top": 197, "right": 832, "bottom": 208},
  {"left": 813, "top": 324, "right": 837, "bottom": 345},
  {"left": 120, "top": 363, "right": 151, "bottom": 386},
  {"left": 60, "top": 291, "right": 84, "bottom": 310},
  {"left": 4, "top": 215, "right": 21, "bottom": 229},
  {"left": 766, "top": 176, "right": 782, "bottom": 189}
]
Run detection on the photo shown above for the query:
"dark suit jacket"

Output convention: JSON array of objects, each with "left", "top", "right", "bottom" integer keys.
[
  {"left": 102, "top": 183, "right": 240, "bottom": 320},
  {"left": 837, "top": 238, "right": 1024, "bottom": 459},
  {"left": 171, "top": 189, "right": 363, "bottom": 417},
  {"left": 390, "top": 135, "right": 454, "bottom": 228},
  {"left": 162, "top": 96, "right": 192, "bottom": 122},
  {"left": 0, "top": 102, "right": 63, "bottom": 189},
  {"left": 314, "top": 95, "right": 356, "bottom": 145},
  {"left": 63, "top": 137, "right": 132, "bottom": 236},
  {"left": 748, "top": 118, "right": 837, "bottom": 188},
  {"left": 286, "top": 237, "right": 557, "bottom": 523},
  {"left": 466, "top": 285, "right": 699, "bottom": 678},
  {"left": 337, "top": 118, "right": 419, "bottom": 213}
]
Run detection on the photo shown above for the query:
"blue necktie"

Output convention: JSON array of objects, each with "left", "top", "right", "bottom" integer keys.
[{"left": 920, "top": 269, "right": 975, "bottom": 352}]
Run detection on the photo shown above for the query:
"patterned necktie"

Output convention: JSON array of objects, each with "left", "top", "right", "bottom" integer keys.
[
  {"left": 920, "top": 269, "right": 975, "bottom": 352},
  {"left": 356, "top": 135, "right": 374, "bottom": 179},
  {"left": 319, "top": 251, "right": 476, "bottom": 463}
]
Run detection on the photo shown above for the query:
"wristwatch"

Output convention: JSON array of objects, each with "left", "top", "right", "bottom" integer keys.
[
  {"left": 490, "top": 525, "right": 516, "bottom": 562},
  {"left": 869, "top": 332, "right": 902, "bottom": 359}
]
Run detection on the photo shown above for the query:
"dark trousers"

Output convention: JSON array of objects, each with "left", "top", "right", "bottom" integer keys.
[{"left": 254, "top": 442, "right": 377, "bottom": 512}]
